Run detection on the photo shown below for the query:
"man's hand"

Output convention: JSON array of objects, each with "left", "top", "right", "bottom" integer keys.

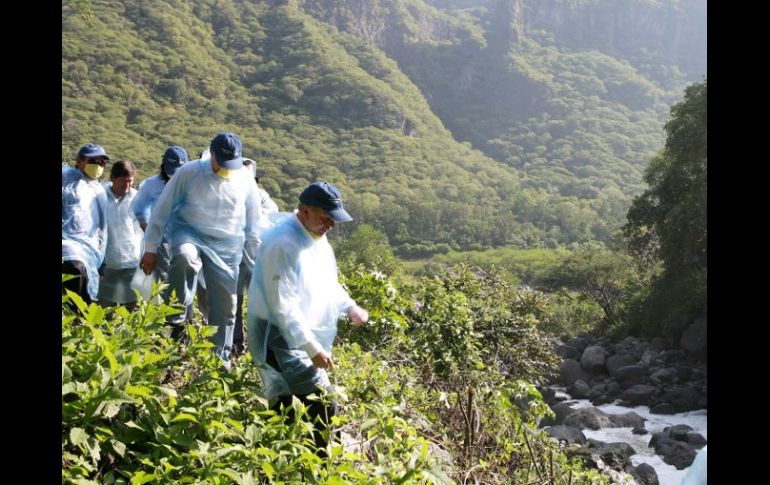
[
  {"left": 140, "top": 252, "right": 158, "bottom": 275},
  {"left": 348, "top": 305, "right": 369, "bottom": 327},
  {"left": 311, "top": 351, "right": 334, "bottom": 370}
]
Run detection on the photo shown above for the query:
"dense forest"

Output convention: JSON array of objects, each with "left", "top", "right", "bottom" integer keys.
[
  {"left": 62, "top": 1, "right": 706, "bottom": 482},
  {"left": 62, "top": 0, "right": 705, "bottom": 254}
]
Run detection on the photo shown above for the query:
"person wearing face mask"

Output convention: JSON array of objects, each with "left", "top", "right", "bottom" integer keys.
[
  {"left": 246, "top": 182, "right": 369, "bottom": 455},
  {"left": 139, "top": 133, "right": 262, "bottom": 370},
  {"left": 130, "top": 146, "right": 189, "bottom": 283},
  {"left": 62, "top": 144, "right": 111, "bottom": 304},
  {"left": 97, "top": 160, "right": 144, "bottom": 309}
]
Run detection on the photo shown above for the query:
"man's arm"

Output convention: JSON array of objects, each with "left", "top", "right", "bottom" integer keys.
[
  {"left": 130, "top": 178, "right": 156, "bottom": 229},
  {"left": 140, "top": 171, "right": 183, "bottom": 274},
  {"left": 242, "top": 180, "right": 263, "bottom": 271}
]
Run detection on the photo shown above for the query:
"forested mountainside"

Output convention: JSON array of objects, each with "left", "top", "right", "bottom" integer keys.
[{"left": 62, "top": 0, "right": 705, "bottom": 253}]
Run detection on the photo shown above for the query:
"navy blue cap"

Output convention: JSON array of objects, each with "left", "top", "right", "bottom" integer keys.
[
  {"left": 299, "top": 182, "right": 353, "bottom": 222},
  {"left": 162, "top": 145, "right": 189, "bottom": 176},
  {"left": 77, "top": 144, "right": 110, "bottom": 160},
  {"left": 210, "top": 132, "right": 244, "bottom": 169}
]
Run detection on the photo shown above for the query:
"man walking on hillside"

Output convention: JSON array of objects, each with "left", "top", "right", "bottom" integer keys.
[
  {"left": 247, "top": 181, "right": 369, "bottom": 454},
  {"left": 97, "top": 160, "right": 144, "bottom": 309},
  {"left": 62, "top": 144, "right": 110, "bottom": 304},
  {"left": 139, "top": 133, "right": 262, "bottom": 370}
]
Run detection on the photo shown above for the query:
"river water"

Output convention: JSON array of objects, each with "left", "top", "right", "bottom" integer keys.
[{"left": 553, "top": 389, "right": 707, "bottom": 485}]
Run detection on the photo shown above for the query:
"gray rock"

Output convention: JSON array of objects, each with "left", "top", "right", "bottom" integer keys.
[
  {"left": 661, "top": 385, "right": 700, "bottom": 412},
  {"left": 639, "top": 350, "right": 659, "bottom": 368},
  {"left": 632, "top": 426, "right": 648, "bottom": 435},
  {"left": 650, "top": 403, "right": 676, "bottom": 414},
  {"left": 581, "top": 346, "right": 607, "bottom": 373},
  {"left": 539, "top": 386, "right": 556, "bottom": 405},
  {"left": 680, "top": 316, "right": 707, "bottom": 359},
  {"left": 616, "top": 365, "right": 649, "bottom": 389},
  {"left": 686, "top": 431, "right": 707, "bottom": 448},
  {"left": 563, "top": 406, "right": 612, "bottom": 430},
  {"left": 568, "top": 336, "right": 590, "bottom": 353},
  {"left": 544, "top": 425, "right": 587, "bottom": 445},
  {"left": 559, "top": 358, "right": 591, "bottom": 385},
  {"left": 586, "top": 440, "right": 636, "bottom": 471},
  {"left": 569, "top": 380, "right": 592, "bottom": 399},
  {"left": 609, "top": 411, "right": 646, "bottom": 429},
  {"left": 556, "top": 344, "right": 582, "bottom": 360},
  {"left": 621, "top": 384, "right": 657, "bottom": 406},
  {"left": 667, "top": 424, "right": 694, "bottom": 441},
  {"left": 627, "top": 463, "right": 659, "bottom": 485},
  {"left": 650, "top": 337, "right": 667, "bottom": 352},
  {"left": 541, "top": 401, "right": 576, "bottom": 427},
  {"left": 650, "top": 367, "right": 677, "bottom": 385},
  {"left": 649, "top": 432, "right": 675, "bottom": 455},
  {"left": 606, "top": 354, "right": 636, "bottom": 378},
  {"left": 664, "top": 441, "right": 697, "bottom": 469}
]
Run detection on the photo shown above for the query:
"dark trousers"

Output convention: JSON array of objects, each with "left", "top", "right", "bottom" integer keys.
[
  {"left": 62, "top": 260, "right": 91, "bottom": 305},
  {"left": 233, "top": 291, "right": 246, "bottom": 354},
  {"left": 266, "top": 349, "right": 339, "bottom": 456}
]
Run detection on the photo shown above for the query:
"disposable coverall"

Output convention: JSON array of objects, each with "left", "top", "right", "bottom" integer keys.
[
  {"left": 144, "top": 159, "right": 261, "bottom": 364},
  {"left": 62, "top": 166, "right": 108, "bottom": 301},
  {"left": 98, "top": 183, "right": 143, "bottom": 304},
  {"left": 247, "top": 213, "right": 355, "bottom": 399}
]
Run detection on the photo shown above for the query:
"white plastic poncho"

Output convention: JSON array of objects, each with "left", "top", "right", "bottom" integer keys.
[
  {"left": 62, "top": 166, "right": 108, "bottom": 300},
  {"left": 98, "top": 183, "right": 144, "bottom": 303},
  {"left": 102, "top": 183, "right": 143, "bottom": 269},
  {"left": 143, "top": 159, "right": 261, "bottom": 278},
  {"left": 247, "top": 213, "right": 355, "bottom": 399},
  {"left": 130, "top": 174, "right": 166, "bottom": 228}
]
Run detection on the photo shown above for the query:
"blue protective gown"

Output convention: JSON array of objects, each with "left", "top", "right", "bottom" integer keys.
[
  {"left": 62, "top": 166, "right": 108, "bottom": 300},
  {"left": 143, "top": 160, "right": 261, "bottom": 271}
]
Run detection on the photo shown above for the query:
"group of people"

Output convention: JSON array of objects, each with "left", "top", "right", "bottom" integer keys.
[{"left": 62, "top": 132, "right": 369, "bottom": 452}]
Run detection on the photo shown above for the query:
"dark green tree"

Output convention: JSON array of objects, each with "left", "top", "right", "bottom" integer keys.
[
  {"left": 543, "top": 249, "right": 636, "bottom": 334},
  {"left": 335, "top": 224, "right": 402, "bottom": 276},
  {"left": 623, "top": 79, "right": 706, "bottom": 337}
]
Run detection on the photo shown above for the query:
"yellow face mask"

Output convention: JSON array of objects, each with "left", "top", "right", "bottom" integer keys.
[
  {"left": 83, "top": 164, "right": 104, "bottom": 180},
  {"left": 215, "top": 167, "right": 233, "bottom": 179}
]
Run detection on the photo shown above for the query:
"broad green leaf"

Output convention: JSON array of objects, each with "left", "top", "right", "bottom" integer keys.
[
  {"left": 261, "top": 462, "right": 274, "bottom": 480},
  {"left": 130, "top": 471, "right": 158, "bottom": 485},
  {"left": 69, "top": 427, "right": 89, "bottom": 446},
  {"left": 170, "top": 413, "right": 198, "bottom": 424}
]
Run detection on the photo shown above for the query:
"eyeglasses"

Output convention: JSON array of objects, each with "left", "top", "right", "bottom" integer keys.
[{"left": 86, "top": 158, "right": 108, "bottom": 166}]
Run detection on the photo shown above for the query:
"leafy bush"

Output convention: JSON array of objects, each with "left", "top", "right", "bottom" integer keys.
[{"left": 63, "top": 264, "right": 610, "bottom": 484}]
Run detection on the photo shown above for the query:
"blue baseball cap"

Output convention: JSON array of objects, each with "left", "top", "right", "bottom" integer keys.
[
  {"left": 210, "top": 132, "right": 244, "bottom": 169},
  {"left": 162, "top": 145, "right": 189, "bottom": 176},
  {"left": 299, "top": 182, "right": 353, "bottom": 222},
  {"left": 77, "top": 144, "right": 110, "bottom": 160}
]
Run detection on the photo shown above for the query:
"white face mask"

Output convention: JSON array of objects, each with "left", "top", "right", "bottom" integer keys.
[{"left": 83, "top": 163, "right": 104, "bottom": 180}]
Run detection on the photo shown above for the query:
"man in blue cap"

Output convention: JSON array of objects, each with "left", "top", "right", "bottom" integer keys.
[
  {"left": 140, "top": 133, "right": 261, "bottom": 369},
  {"left": 247, "top": 181, "right": 369, "bottom": 455},
  {"left": 62, "top": 143, "right": 111, "bottom": 304},
  {"left": 131, "top": 145, "right": 190, "bottom": 318}
]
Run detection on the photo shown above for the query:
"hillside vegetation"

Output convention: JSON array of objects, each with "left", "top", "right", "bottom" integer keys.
[{"left": 62, "top": 0, "right": 705, "bottom": 253}]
